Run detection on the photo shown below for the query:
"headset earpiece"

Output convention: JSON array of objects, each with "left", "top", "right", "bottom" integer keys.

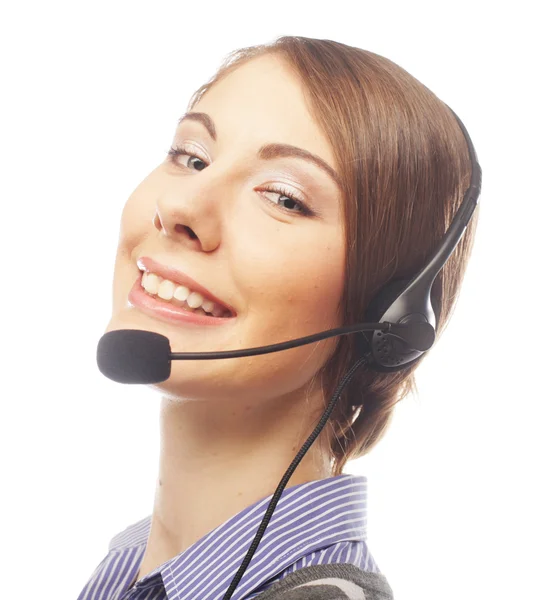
[
  {"left": 355, "top": 278, "right": 411, "bottom": 359},
  {"left": 355, "top": 278, "right": 437, "bottom": 373}
]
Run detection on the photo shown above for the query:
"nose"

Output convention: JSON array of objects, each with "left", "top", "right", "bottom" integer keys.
[
  {"left": 153, "top": 181, "right": 223, "bottom": 253},
  {"left": 153, "top": 212, "right": 201, "bottom": 244}
]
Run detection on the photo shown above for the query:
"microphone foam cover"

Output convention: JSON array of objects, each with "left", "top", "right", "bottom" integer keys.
[{"left": 97, "top": 329, "right": 172, "bottom": 384}]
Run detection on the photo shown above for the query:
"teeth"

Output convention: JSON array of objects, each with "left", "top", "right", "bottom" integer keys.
[
  {"left": 140, "top": 271, "right": 229, "bottom": 317},
  {"left": 186, "top": 291, "right": 203, "bottom": 308},
  {"left": 142, "top": 271, "right": 159, "bottom": 294},
  {"left": 158, "top": 279, "right": 176, "bottom": 301},
  {"left": 174, "top": 284, "right": 190, "bottom": 302}
]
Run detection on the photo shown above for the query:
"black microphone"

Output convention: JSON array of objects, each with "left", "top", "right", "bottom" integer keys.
[{"left": 96, "top": 320, "right": 435, "bottom": 384}]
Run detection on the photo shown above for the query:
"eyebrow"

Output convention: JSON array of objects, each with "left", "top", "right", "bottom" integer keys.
[{"left": 177, "top": 112, "right": 342, "bottom": 190}]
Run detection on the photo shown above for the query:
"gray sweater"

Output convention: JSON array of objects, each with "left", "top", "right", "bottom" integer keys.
[{"left": 252, "top": 563, "right": 394, "bottom": 599}]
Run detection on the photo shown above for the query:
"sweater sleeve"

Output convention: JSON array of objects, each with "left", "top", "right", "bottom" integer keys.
[{"left": 250, "top": 563, "right": 394, "bottom": 600}]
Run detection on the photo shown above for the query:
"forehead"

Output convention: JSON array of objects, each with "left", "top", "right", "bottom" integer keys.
[{"left": 191, "top": 54, "right": 337, "bottom": 172}]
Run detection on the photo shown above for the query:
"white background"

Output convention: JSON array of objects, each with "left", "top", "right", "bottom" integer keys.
[{"left": 1, "top": 2, "right": 548, "bottom": 599}]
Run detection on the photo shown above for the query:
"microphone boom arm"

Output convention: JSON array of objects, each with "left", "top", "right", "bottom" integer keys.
[{"left": 169, "top": 320, "right": 434, "bottom": 360}]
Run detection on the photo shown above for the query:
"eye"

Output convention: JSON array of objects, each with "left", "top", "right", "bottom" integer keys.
[
  {"left": 167, "top": 144, "right": 207, "bottom": 171},
  {"left": 258, "top": 185, "right": 310, "bottom": 215},
  {"left": 166, "top": 144, "right": 316, "bottom": 217}
]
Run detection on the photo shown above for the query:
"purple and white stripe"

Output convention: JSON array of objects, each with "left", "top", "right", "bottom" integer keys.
[{"left": 76, "top": 473, "right": 379, "bottom": 600}]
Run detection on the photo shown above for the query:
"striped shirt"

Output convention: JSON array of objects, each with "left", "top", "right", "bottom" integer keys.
[{"left": 77, "top": 473, "right": 381, "bottom": 600}]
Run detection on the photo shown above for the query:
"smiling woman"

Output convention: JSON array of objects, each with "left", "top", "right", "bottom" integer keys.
[{"left": 79, "top": 35, "right": 480, "bottom": 600}]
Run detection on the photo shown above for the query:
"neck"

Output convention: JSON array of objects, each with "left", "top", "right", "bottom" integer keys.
[{"left": 136, "top": 390, "right": 332, "bottom": 580}]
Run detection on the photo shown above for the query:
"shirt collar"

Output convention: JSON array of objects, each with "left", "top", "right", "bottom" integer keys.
[{"left": 112, "top": 473, "right": 368, "bottom": 599}]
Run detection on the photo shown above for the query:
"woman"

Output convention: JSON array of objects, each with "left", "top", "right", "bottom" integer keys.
[{"left": 78, "top": 36, "right": 480, "bottom": 600}]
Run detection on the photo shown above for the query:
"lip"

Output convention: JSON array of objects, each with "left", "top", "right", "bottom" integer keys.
[
  {"left": 128, "top": 275, "right": 236, "bottom": 326},
  {"left": 137, "top": 256, "right": 236, "bottom": 316}
]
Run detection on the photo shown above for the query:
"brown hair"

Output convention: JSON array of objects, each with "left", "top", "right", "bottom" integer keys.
[{"left": 187, "top": 36, "right": 480, "bottom": 476}]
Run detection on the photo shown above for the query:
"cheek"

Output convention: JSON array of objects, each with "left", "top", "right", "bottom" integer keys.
[
  {"left": 111, "top": 173, "right": 163, "bottom": 305},
  {"left": 232, "top": 233, "right": 344, "bottom": 399},
  {"left": 287, "top": 251, "right": 344, "bottom": 328},
  {"left": 118, "top": 174, "right": 160, "bottom": 246},
  {"left": 235, "top": 224, "right": 346, "bottom": 330}
]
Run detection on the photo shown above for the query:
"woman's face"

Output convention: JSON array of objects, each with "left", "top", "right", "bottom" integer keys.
[{"left": 106, "top": 54, "right": 346, "bottom": 404}]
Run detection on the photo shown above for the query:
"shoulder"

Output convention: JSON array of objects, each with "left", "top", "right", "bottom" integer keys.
[
  {"left": 107, "top": 515, "right": 151, "bottom": 551},
  {"left": 252, "top": 563, "right": 394, "bottom": 600}
]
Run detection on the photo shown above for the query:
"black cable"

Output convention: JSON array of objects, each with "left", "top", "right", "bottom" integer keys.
[{"left": 222, "top": 353, "right": 370, "bottom": 600}]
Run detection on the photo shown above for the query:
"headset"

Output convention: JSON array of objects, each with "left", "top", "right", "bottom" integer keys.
[{"left": 97, "top": 103, "right": 481, "bottom": 600}]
